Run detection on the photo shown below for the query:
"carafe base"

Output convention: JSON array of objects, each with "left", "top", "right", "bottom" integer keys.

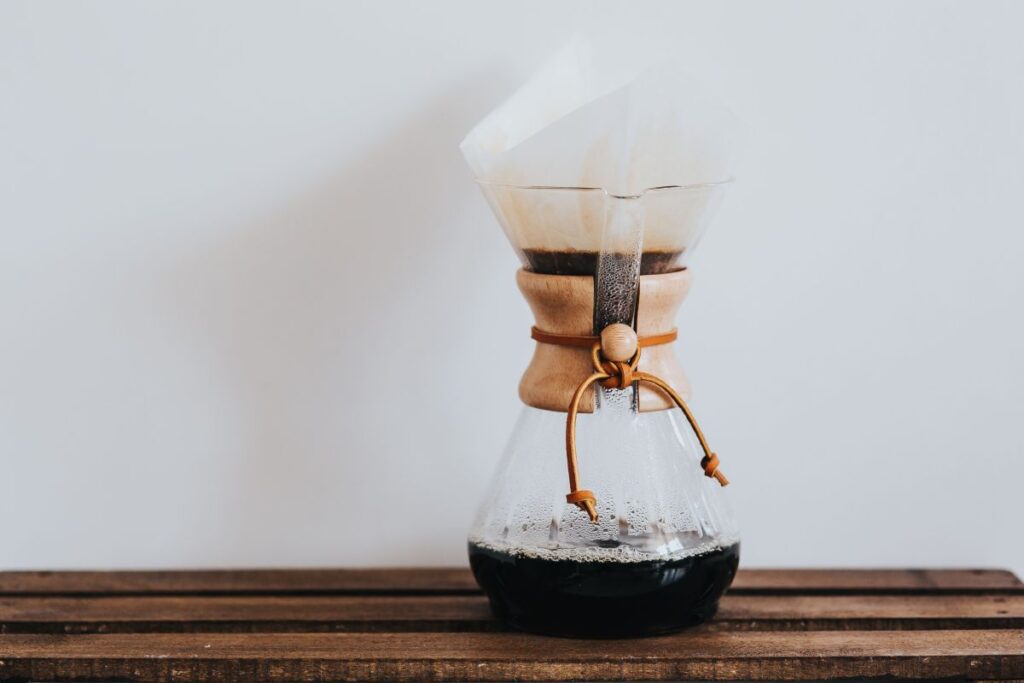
[{"left": 468, "top": 541, "right": 740, "bottom": 638}]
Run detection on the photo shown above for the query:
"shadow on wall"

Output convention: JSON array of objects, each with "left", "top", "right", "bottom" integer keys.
[{"left": 164, "top": 75, "right": 522, "bottom": 565}]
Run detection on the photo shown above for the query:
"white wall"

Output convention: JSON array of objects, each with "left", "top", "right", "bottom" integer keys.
[{"left": 1, "top": 0, "right": 1022, "bottom": 572}]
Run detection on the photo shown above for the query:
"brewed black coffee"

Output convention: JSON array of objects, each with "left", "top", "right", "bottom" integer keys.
[
  {"left": 468, "top": 540, "right": 739, "bottom": 638},
  {"left": 522, "top": 248, "right": 683, "bottom": 276}
]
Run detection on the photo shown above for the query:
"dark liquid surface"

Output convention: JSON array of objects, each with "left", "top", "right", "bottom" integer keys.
[
  {"left": 522, "top": 248, "right": 684, "bottom": 276},
  {"left": 468, "top": 541, "right": 739, "bottom": 638}
]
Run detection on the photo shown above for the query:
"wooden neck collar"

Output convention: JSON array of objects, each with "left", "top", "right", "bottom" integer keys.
[{"left": 516, "top": 268, "right": 692, "bottom": 413}]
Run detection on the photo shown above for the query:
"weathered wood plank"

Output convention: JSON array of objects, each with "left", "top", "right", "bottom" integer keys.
[
  {"left": 0, "top": 568, "right": 478, "bottom": 595},
  {"left": 0, "top": 630, "right": 1020, "bottom": 681},
  {"left": 0, "top": 568, "right": 1018, "bottom": 595},
  {"left": 734, "top": 568, "right": 1023, "bottom": 593},
  {"left": 0, "top": 594, "right": 1020, "bottom": 633}
]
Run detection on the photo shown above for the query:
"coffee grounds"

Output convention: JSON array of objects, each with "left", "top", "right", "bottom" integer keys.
[{"left": 521, "top": 249, "right": 684, "bottom": 276}]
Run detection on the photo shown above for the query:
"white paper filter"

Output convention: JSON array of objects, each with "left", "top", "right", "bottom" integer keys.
[{"left": 462, "top": 40, "right": 737, "bottom": 258}]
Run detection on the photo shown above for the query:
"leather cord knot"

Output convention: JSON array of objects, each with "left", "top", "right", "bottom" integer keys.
[
  {"left": 599, "top": 361, "right": 634, "bottom": 389},
  {"left": 564, "top": 489, "right": 597, "bottom": 522},
  {"left": 700, "top": 452, "right": 729, "bottom": 486}
]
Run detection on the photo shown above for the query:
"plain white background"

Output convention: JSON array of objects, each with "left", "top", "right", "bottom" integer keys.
[{"left": 1, "top": 0, "right": 1022, "bottom": 572}]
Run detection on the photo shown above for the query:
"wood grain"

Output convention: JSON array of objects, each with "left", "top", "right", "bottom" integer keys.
[
  {"left": 0, "top": 568, "right": 1017, "bottom": 595},
  {"left": 0, "top": 568, "right": 479, "bottom": 595},
  {"left": 734, "top": 568, "right": 1024, "bottom": 593},
  {"left": 0, "top": 630, "right": 1020, "bottom": 681},
  {"left": 0, "top": 593, "right": 1021, "bottom": 634},
  {"left": 517, "top": 268, "right": 691, "bottom": 412},
  {"left": 0, "top": 569, "right": 1020, "bottom": 681}
]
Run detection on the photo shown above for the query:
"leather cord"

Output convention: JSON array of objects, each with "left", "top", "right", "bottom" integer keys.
[
  {"left": 532, "top": 326, "right": 729, "bottom": 523},
  {"left": 531, "top": 326, "right": 678, "bottom": 349}
]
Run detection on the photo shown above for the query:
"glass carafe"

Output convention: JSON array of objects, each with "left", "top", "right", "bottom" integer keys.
[{"left": 468, "top": 181, "right": 739, "bottom": 638}]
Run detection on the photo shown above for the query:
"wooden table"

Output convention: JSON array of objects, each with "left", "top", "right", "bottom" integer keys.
[{"left": 0, "top": 568, "right": 1021, "bottom": 681}]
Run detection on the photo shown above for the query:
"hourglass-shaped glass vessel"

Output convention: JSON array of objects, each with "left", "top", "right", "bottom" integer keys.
[{"left": 467, "top": 180, "right": 739, "bottom": 638}]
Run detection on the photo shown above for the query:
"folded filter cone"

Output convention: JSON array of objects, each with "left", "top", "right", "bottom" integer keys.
[{"left": 462, "top": 39, "right": 738, "bottom": 274}]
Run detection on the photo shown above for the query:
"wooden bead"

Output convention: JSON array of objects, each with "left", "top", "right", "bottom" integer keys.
[{"left": 600, "top": 323, "right": 638, "bottom": 362}]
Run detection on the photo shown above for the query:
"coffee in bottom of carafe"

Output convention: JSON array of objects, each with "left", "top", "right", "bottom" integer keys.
[{"left": 468, "top": 540, "right": 740, "bottom": 638}]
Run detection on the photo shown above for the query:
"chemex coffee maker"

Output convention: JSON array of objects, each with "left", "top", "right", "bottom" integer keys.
[
  {"left": 465, "top": 179, "right": 738, "bottom": 637},
  {"left": 461, "top": 43, "right": 740, "bottom": 638}
]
